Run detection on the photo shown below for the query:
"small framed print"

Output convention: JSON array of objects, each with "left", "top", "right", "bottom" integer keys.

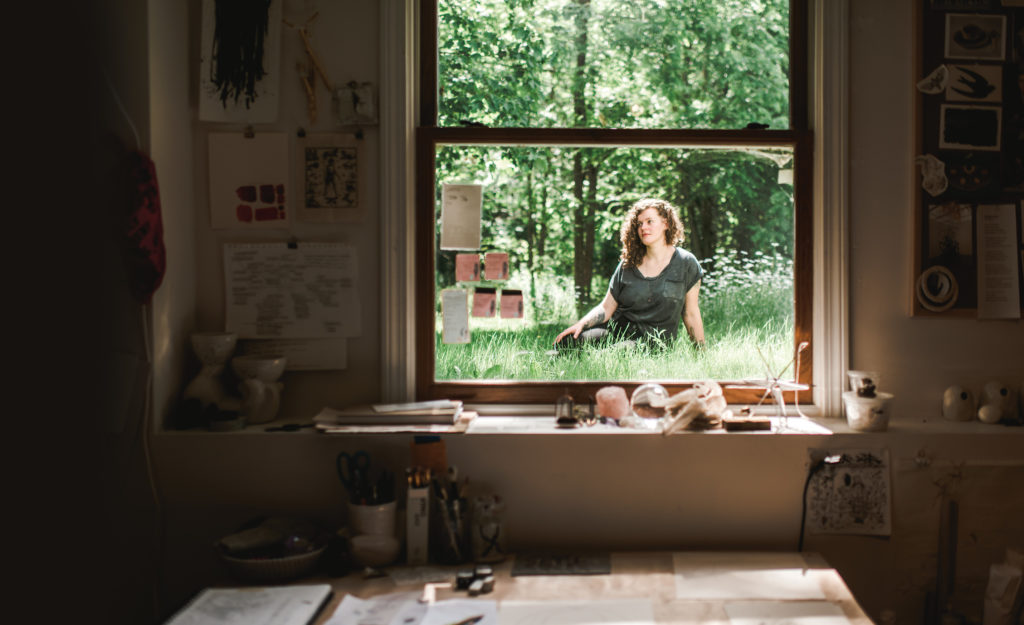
[
  {"left": 297, "top": 133, "right": 364, "bottom": 222},
  {"left": 939, "top": 104, "right": 1001, "bottom": 150},
  {"left": 946, "top": 64, "right": 1002, "bottom": 102},
  {"left": 945, "top": 13, "right": 1006, "bottom": 60}
]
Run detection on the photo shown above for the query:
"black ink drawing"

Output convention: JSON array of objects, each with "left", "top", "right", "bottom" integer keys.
[
  {"left": 304, "top": 146, "right": 358, "bottom": 209},
  {"left": 808, "top": 449, "right": 891, "bottom": 536}
]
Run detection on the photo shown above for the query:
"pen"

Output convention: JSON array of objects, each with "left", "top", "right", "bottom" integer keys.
[{"left": 445, "top": 615, "right": 484, "bottom": 625}]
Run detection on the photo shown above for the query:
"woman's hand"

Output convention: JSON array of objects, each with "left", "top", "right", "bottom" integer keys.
[
  {"left": 554, "top": 322, "right": 586, "bottom": 345},
  {"left": 553, "top": 291, "right": 618, "bottom": 345}
]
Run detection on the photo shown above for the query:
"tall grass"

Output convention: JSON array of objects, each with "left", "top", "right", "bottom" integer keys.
[{"left": 435, "top": 249, "right": 794, "bottom": 382}]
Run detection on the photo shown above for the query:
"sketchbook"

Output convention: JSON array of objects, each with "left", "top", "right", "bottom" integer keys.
[
  {"left": 163, "top": 583, "right": 332, "bottom": 625},
  {"left": 314, "top": 401, "right": 463, "bottom": 425}
]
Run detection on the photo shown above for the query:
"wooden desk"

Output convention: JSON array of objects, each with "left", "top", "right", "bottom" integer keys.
[{"left": 315, "top": 551, "right": 875, "bottom": 624}]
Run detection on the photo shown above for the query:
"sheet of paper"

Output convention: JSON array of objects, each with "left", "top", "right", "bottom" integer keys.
[
  {"left": 498, "top": 599, "right": 655, "bottom": 625},
  {"left": 224, "top": 243, "right": 361, "bottom": 339},
  {"left": 673, "top": 552, "right": 826, "bottom": 600},
  {"left": 421, "top": 599, "right": 497, "bottom": 625},
  {"left": 977, "top": 204, "right": 1021, "bottom": 319},
  {"left": 209, "top": 133, "right": 290, "bottom": 229},
  {"left": 440, "top": 183, "right": 483, "bottom": 250},
  {"left": 165, "top": 584, "right": 331, "bottom": 625},
  {"left": 441, "top": 289, "right": 470, "bottom": 344},
  {"left": 725, "top": 601, "right": 851, "bottom": 625},
  {"left": 323, "top": 591, "right": 422, "bottom": 625},
  {"left": 238, "top": 338, "right": 347, "bottom": 370},
  {"left": 807, "top": 449, "right": 892, "bottom": 536},
  {"left": 198, "top": 0, "right": 281, "bottom": 123}
]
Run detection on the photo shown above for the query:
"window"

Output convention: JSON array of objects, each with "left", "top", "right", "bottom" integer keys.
[{"left": 416, "top": 0, "right": 812, "bottom": 404}]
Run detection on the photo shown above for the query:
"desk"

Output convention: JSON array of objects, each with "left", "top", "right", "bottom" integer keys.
[{"left": 315, "top": 551, "right": 875, "bottom": 624}]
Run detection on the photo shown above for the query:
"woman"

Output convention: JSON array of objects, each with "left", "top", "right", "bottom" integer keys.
[{"left": 554, "top": 198, "right": 705, "bottom": 348}]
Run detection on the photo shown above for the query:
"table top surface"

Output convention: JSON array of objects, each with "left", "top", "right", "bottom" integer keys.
[{"left": 313, "top": 551, "right": 875, "bottom": 625}]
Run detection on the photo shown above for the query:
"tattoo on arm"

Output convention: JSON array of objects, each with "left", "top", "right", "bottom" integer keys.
[{"left": 581, "top": 307, "right": 606, "bottom": 330}]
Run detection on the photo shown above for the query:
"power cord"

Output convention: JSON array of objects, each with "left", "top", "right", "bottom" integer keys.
[{"left": 798, "top": 451, "right": 841, "bottom": 552}]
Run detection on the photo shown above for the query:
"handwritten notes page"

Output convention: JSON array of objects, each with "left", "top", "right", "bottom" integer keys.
[
  {"left": 224, "top": 243, "right": 361, "bottom": 339},
  {"left": 440, "top": 183, "right": 483, "bottom": 250},
  {"left": 977, "top": 204, "right": 1021, "bottom": 319}
]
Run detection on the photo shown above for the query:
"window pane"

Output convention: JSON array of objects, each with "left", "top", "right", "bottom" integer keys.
[
  {"left": 433, "top": 143, "right": 796, "bottom": 382},
  {"left": 438, "top": 0, "right": 792, "bottom": 130}
]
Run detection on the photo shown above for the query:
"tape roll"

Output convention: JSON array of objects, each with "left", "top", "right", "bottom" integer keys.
[{"left": 916, "top": 265, "right": 958, "bottom": 312}]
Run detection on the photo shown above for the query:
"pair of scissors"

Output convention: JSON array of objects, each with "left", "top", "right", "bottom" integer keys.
[{"left": 336, "top": 451, "right": 372, "bottom": 503}]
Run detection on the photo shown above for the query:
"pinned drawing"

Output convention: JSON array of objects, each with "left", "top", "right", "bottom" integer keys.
[
  {"left": 945, "top": 13, "right": 1006, "bottom": 61},
  {"left": 807, "top": 449, "right": 891, "bottom": 536},
  {"left": 440, "top": 183, "right": 483, "bottom": 250},
  {"left": 199, "top": 0, "right": 282, "bottom": 122},
  {"left": 297, "top": 133, "right": 362, "bottom": 222},
  {"left": 208, "top": 132, "right": 289, "bottom": 229},
  {"left": 947, "top": 64, "right": 1001, "bottom": 102}
]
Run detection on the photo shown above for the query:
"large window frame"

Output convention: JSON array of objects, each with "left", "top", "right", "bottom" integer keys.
[{"left": 406, "top": 0, "right": 822, "bottom": 406}]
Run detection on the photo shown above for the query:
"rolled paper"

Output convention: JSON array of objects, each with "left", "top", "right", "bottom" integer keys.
[{"left": 596, "top": 386, "right": 630, "bottom": 419}]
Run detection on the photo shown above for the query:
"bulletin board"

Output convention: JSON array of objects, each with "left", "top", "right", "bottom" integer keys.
[{"left": 915, "top": 0, "right": 1024, "bottom": 318}]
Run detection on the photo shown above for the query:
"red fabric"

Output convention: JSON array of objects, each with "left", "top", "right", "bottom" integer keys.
[{"left": 123, "top": 150, "right": 166, "bottom": 304}]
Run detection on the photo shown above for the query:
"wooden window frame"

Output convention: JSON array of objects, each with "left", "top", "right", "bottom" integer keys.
[{"left": 414, "top": 0, "right": 813, "bottom": 405}]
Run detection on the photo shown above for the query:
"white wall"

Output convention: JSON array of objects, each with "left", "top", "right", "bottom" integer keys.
[
  {"left": 848, "top": 0, "right": 1023, "bottom": 414},
  {"left": 133, "top": 1, "right": 1024, "bottom": 625}
]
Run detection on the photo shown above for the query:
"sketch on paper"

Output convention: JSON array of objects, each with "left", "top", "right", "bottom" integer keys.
[
  {"left": 298, "top": 134, "right": 362, "bottom": 222},
  {"left": 807, "top": 449, "right": 892, "bottom": 536},
  {"left": 208, "top": 132, "right": 289, "bottom": 229}
]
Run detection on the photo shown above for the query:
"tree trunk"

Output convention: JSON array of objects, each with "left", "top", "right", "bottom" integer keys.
[{"left": 571, "top": 0, "right": 592, "bottom": 312}]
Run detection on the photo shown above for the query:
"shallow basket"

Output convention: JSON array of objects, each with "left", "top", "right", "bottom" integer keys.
[{"left": 220, "top": 546, "right": 326, "bottom": 582}]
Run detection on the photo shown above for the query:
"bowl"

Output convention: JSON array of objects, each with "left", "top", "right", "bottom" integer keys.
[
  {"left": 231, "top": 355, "right": 287, "bottom": 382},
  {"left": 190, "top": 332, "right": 237, "bottom": 365},
  {"left": 350, "top": 534, "right": 400, "bottom": 567},
  {"left": 220, "top": 545, "right": 325, "bottom": 582},
  {"left": 842, "top": 391, "right": 893, "bottom": 432}
]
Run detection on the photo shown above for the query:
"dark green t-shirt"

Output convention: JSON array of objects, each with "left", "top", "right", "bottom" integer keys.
[{"left": 607, "top": 248, "right": 703, "bottom": 341}]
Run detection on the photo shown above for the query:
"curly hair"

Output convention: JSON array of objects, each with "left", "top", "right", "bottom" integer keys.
[{"left": 619, "top": 198, "right": 685, "bottom": 267}]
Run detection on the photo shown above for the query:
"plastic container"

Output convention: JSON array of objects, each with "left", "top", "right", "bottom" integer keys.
[{"left": 842, "top": 391, "right": 893, "bottom": 432}]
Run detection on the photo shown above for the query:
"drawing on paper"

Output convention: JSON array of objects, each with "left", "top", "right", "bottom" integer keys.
[
  {"left": 304, "top": 145, "right": 358, "bottom": 209},
  {"left": 807, "top": 449, "right": 891, "bottom": 536}
]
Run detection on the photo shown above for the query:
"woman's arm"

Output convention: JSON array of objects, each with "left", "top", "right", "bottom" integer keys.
[
  {"left": 682, "top": 280, "right": 705, "bottom": 347},
  {"left": 554, "top": 290, "right": 619, "bottom": 344}
]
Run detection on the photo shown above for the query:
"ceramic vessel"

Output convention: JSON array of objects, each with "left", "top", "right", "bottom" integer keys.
[
  {"left": 183, "top": 332, "right": 237, "bottom": 410},
  {"left": 231, "top": 355, "right": 286, "bottom": 424},
  {"left": 843, "top": 391, "right": 893, "bottom": 432},
  {"left": 941, "top": 385, "right": 976, "bottom": 421}
]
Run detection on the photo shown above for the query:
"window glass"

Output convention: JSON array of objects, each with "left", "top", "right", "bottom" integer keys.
[
  {"left": 433, "top": 143, "right": 795, "bottom": 383},
  {"left": 438, "top": 0, "right": 792, "bottom": 130}
]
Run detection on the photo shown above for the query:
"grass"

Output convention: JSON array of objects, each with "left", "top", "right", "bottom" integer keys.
[{"left": 435, "top": 249, "right": 795, "bottom": 382}]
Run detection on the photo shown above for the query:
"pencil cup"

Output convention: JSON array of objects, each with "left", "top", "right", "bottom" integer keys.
[{"left": 348, "top": 500, "right": 397, "bottom": 537}]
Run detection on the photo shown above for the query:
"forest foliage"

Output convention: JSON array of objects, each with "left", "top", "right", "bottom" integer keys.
[{"left": 432, "top": 0, "right": 797, "bottom": 379}]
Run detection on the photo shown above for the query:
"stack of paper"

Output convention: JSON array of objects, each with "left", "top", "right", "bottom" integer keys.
[{"left": 314, "top": 400, "right": 464, "bottom": 427}]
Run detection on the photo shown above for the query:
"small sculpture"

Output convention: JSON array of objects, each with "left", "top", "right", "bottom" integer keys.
[
  {"left": 183, "top": 332, "right": 238, "bottom": 411},
  {"left": 232, "top": 355, "right": 287, "bottom": 424}
]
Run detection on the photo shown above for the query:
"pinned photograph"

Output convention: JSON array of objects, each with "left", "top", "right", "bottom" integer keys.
[
  {"left": 455, "top": 253, "right": 481, "bottom": 282},
  {"left": 500, "top": 290, "right": 524, "bottom": 319},
  {"left": 484, "top": 252, "right": 510, "bottom": 280},
  {"left": 440, "top": 289, "right": 470, "bottom": 344},
  {"left": 946, "top": 64, "right": 1002, "bottom": 102},
  {"left": 472, "top": 287, "right": 497, "bottom": 318},
  {"left": 945, "top": 13, "right": 1006, "bottom": 60},
  {"left": 939, "top": 104, "right": 1001, "bottom": 151}
]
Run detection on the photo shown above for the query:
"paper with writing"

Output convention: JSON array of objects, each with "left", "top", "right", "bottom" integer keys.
[
  {"left": 238, "top": 338, "right": 347, "bottom": 370},
  {"left": 440, "top": 183, "right": 483, "bottom": 250},
  {"left": 224, "top": 243, "right": 361, "bottom": 338},
  {"left": 673, "top": 552, "right": 825, "bottom": 600},
  {"left": 977, "top": 204, "right": 1021, "bottom": 319},
  {"left": 441, "top": 289, "right": 470, "bottom": 344},
  {"left": 725, "top": 601, "right": 851, "bottom": 625}
]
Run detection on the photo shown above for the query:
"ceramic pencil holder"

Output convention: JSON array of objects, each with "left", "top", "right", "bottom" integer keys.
[{"left": 843, "top": 391, "right": 893, "bottom": 432}]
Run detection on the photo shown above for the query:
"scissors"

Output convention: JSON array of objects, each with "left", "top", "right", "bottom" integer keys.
[{"left": 336, "top": 451, "right": 372, "bottom": 503}]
